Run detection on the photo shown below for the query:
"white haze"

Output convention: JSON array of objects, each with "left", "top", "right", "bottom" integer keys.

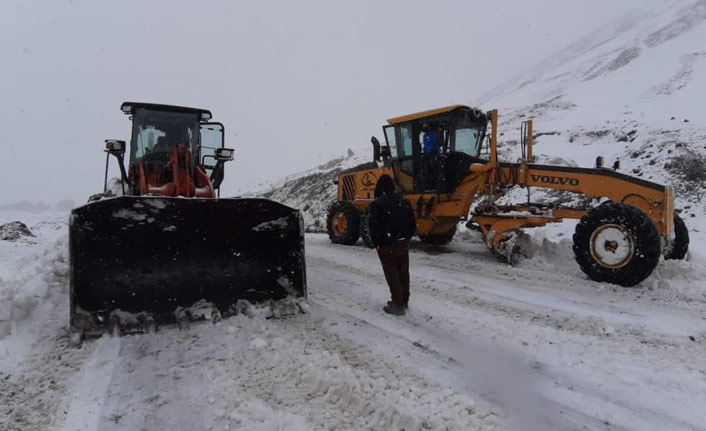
[{"left": 0, "top": 0, "right": 656, "bottom": 205}]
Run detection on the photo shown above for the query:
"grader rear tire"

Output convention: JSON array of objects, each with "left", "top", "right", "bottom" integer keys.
[
  {"left": 326, "top": 201, "right": 360, "bottom": 245},
  {"left": 572, "top": 202, "right": 661, "bottom": 287},
  {"left": 664, "top": 213, "right": 689, "bottom": 260}
]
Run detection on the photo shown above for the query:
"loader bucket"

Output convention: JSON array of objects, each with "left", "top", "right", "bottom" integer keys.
[{"left": 69, "top": 196, "right": 306, "bottom": 326}]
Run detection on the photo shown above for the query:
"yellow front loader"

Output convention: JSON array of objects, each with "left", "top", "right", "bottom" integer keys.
[{"left": 326, "top": 105, "right": 689, "bottom": 286}]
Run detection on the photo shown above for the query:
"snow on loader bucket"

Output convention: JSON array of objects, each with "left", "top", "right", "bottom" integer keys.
[{"left": 69, "top": 196, "right": 306, "bottom": 336}]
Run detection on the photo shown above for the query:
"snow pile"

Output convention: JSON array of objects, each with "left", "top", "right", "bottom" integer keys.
[
  {"left": 0, "top": 234, "right": 68, "bottom": 340},
  {"left": 0, "top": 212, "right": 69, "bottom": 348},
  {"left": 647, "top": 250, "right": 706, "bottom": 299},
  {"left": 87, "top": 177, "right": 126, "bottom": 202}
]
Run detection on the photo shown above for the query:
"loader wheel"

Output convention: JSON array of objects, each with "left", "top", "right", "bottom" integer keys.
[
  {"left": 664, "top": 212, "right": 689, "bottom": 260},
  {"left": 327, "top": 201, "right": 360, "bottom": 245},
  {"left": 573, "top": 202, "right": 661, "bottom": 287},
  {"left": 360, "top": 207, "right": 375, "bottom": 248},
  {"left": 419, "top": 229, "right": 455, "bottom": 245}
]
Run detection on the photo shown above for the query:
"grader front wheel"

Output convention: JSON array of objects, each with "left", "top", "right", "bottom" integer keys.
[
  {"left": 573, "top": 203, "right": 661, "bottom": 287},
  {"left": 326, "top": 201, "right": 361, "bottom": 245}
]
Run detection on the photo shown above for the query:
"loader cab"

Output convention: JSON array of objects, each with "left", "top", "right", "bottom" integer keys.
[
  {"left": 381, "top": 105, "right": 488, "bottom": 193},
  {"left": 118, "top": 102, "right": 230, "bottom": 197},
  {"left": 121, "top": 102, "right": 216, "bottom": 168}
]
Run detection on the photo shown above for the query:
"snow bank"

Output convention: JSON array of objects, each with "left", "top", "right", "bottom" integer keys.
[
  {"left": 0, "top": 212, "right": 69, "bottom": 364},
  {"left": 0, "top": 234, "right": 68, "bottom": 340}
]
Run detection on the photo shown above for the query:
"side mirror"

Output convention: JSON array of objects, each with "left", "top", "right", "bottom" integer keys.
[
  {"left": 103, "top": 140, "right": 128, "bottom": 194},
  {"left": 380, "top": 145, "right": 391, "bottom": 159},
  {"left": 371, "top": 136, "right": 381, "bottom": 161},
  {"left": 215, "top": 147, "right": 234, "bottom": 162},
  {"left": 595, "top": 156, "right": 604, "bottom": 168},
  {"left": 105, "top": 140, "right": 126, "bottom": 156}
]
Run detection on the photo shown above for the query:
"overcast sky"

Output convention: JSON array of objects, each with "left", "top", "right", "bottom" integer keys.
[{"left": 0, "top": 0, "right": 650, "bottom": 205}]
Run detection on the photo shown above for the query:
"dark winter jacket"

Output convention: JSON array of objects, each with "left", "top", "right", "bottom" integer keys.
[{"left": 368, "top": 193, "right": 416, "bottom": 247}]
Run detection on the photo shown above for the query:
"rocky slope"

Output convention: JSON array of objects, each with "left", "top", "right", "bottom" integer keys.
[{"left": 251, "top": 0, "right": 706, "bottom": 237}]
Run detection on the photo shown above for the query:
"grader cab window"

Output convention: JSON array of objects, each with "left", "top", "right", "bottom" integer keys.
[
  {"left": 383, "top": 126, "right": 398, "bottom": 158},
  {"left": 383, "top": 125, "right": 414, "bottom": 158},
  {"left": 452, "top": 127, "right": 482, "bottom": 157}
]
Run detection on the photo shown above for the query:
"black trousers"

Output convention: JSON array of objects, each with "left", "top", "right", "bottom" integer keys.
[{"left": 376, "top": 240, "right": 410, "bottom": 306}]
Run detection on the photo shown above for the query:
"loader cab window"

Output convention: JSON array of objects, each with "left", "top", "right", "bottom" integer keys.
[
  {"left": 130, "top": 109, "right": 200, "bottom": 164},
  {"left": 199, "top": 122, "right": 225, "bottom": 170}
]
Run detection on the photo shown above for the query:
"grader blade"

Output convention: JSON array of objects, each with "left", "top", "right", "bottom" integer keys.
[{"left": 69, "top": 196, "right": 306, "bottom": 328}]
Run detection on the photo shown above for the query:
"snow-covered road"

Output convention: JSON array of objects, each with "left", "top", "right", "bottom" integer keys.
[
  {"left": 2, "top": 225, "right": 706, "bottom": 431},
  {"left": 306, "top": 234, "right": 706, "bottom": 431}
]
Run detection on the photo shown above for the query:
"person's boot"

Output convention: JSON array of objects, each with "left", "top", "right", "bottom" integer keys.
[
  {"left": 387, "top": 300, "right": 408, "bottom": 309},
  {"left": 383, "top": 303, "right": 406, "bottom": 316}
]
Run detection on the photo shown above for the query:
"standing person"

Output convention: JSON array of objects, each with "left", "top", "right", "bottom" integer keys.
[{"left": 368, "top": 174, "right": 417, "bottom": 316}]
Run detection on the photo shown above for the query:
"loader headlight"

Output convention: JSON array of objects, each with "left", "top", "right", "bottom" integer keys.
[
  {"left": 216, "top": 147, "right": 234, "bottom": 161},
  {"left": 105, "top": 139, "right": 126, "bottom": 155}
]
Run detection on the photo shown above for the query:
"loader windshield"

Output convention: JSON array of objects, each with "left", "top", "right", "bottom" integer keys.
[{"left": 130, "top": 108, "right": 200, "bottom": 163}]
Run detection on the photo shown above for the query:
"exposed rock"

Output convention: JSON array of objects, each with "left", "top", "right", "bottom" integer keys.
[{"left": 0, "top": 221, "right": 34, "bottom": 241}]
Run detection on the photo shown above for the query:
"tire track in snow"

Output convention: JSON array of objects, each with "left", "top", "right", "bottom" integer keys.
[
  {"left": 57, "top": 335, "right": 121, "bottom": 431},
  {"left": 306, "top": 240, "right": 706, "bottom": 430},
  {"left": 93, "top": 316, "right": 502, "bottom": 431}
]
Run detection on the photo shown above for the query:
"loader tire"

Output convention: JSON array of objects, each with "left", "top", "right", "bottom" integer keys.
[
  {"left": 573, "top": 202, "right": 660, "bottom": 287},
  {"left": 327, "top": 201, "right": 360, "bottom": 245},
  {"left": 360, "top": 206, "right": 375, "bottom": 248},
  {"left": 664, "top": 213, "right": 689, "bottom": 260},
  {"left": 419, "top": 229, "right": 455, "bottom": 245}
]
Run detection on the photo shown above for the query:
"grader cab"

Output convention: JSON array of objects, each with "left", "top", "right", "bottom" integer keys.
[{"left": 326, "top": 105, "right": 689, "bottom": 287}]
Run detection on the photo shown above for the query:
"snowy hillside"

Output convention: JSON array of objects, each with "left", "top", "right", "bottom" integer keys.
[
  {"left": 254, "top": 0, "right": 706, "bottom": 241},
  {"left": 484, "top": 0, "right": 706, "bottom": 228},
  {"left": 250, "top": 148, "right": 372, "bottom": 232}
]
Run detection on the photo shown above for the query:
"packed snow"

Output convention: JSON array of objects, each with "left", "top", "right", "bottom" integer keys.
[{"left": 2, "top": 207, "right": 706, "bottom": 430}]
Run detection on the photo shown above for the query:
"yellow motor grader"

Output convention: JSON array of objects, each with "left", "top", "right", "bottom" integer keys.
[{"left": 326, "top": 105, "right": 689, "bottom": 286}]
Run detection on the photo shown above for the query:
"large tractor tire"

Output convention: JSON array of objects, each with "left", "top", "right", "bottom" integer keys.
[
  {"left": 572, "top": 202, "right": 661, "bottom": 287},
  {"left": 664, "top": 212, "right": 689, "bottom": 260},
  {"left": 419, "top": 228, "right": 455, "bottom": 245},
  {"left": 360, "top": 206, "right": 375, "bottom": 248},
  {"left": 326, "top": 201, "right": 360, "bottom": 245}
]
